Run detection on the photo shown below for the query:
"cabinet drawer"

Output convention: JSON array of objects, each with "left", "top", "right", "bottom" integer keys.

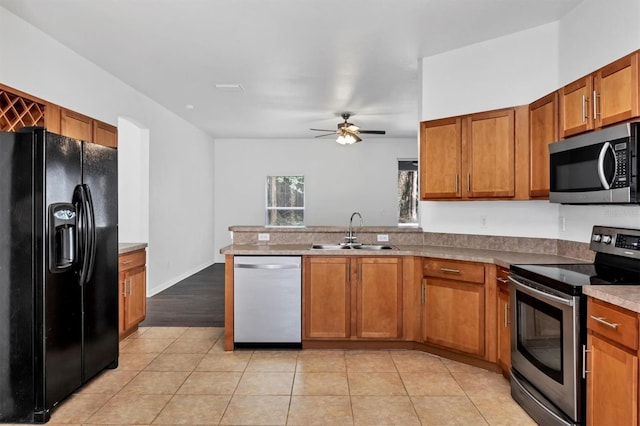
[
  {"left": 588, "top": 299, "right": 638, "bottom": 351},
  {"left": 423, "top": 258, "right": 485, "bottom": 284},
  {"left": 119, "top": 249, "right": 146, "bottom": 272}
]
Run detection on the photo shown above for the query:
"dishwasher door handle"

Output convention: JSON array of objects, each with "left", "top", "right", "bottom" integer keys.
[{"left": 235, "top": 263, "right": 300, "bottom": 270}]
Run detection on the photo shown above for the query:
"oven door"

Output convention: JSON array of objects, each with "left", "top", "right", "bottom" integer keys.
[{"left": 509, "top": 274, "right": 581, "bottom": 422}]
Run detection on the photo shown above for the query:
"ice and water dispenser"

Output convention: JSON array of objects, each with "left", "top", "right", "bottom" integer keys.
[{"left": 48, "top": 203, "right": 77, "bottom": 272}]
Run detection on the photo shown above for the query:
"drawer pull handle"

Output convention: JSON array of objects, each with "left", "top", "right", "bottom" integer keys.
[
  {"left": 497, "top": 277, "right": 509, "bottom": 284},
  {"left": 590, "top": 315, "right": 619, "bottom": 329},
  {"left": 440, "top": 268, "right": 460, "bottom": 274},
  {"left": 122, "top": 260, "right": 133, "bottom": 265}
]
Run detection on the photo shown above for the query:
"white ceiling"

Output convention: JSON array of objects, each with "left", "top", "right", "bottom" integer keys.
[{"left": 0, "top": 0, "right": 582, "bottom": 139}]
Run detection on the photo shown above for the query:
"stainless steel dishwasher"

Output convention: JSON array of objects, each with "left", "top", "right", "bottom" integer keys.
[{"left": 233, "top": 256, "right": 301, "bottom": 348}]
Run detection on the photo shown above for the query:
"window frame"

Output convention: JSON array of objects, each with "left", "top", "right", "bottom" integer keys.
[
  {"left": 397, "top": 159, "right": 419, "bottom": 227},
  {"left": 265, "top": 175, "right": 305, "bottom": 228}
]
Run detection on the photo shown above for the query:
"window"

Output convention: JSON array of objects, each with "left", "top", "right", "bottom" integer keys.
[
  {"left": 398, "top": 160, "right": 418, "bottom": 226},
  {"left": 266, "top": 176, "right": 305, "bottom": 227}
]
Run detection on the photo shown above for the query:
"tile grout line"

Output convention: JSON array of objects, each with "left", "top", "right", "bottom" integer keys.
[{"left": 390, "top": 350, "right": 426, "bottom": 426}]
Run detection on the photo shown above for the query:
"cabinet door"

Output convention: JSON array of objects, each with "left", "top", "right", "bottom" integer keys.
[
  {"left": 60, "top": 109, "right": 93, "bottom": 142},
  {"left": 586, "top": 334, "right": 638, "bottom": 426},
  {"left": 124, "top": 266, "right": 147, "bottom": 331},
  {"left": 466, "top": 109, "right": 515, "bottom": 198},
  {"left": 424, "top": 278, "right": 484, "bottom": 356},
  {"left": 529, "top": 92, "right": 558, "bottom": 198},
  {"left": 356, "top": 257, "right": 403, "bottom": 339},
  {"left": 595, "top": 52, "right": 640, "bottom": 128},
  {"left": 497, "top": 284, "right": 511, "bottom": 374},
  {"left": 560, "top": 75, "right": 594, "bottom": 137},
  {"left": 420, "top": 117, "right": 462, "bottom": 199},
  {"left": 303, "top": 257, "right": 351, "bottom": 339},
  {"left": 93, "top": 120, "right": 118, "bottom": 148}
]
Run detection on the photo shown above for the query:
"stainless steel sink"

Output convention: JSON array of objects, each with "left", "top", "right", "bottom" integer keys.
[
  {"left": 311, "top": 244, "right": 396, "bottom": 250},
  {"left": 356, "top": 244, "right": 396, "bottom": 250},
  {"left": 310, "top": 244, "right": 351, "bottom": 250}
]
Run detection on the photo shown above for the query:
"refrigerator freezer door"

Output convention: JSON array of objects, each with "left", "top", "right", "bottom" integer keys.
[
  {"left": 41, "top": 132, "right": 84, "bottom": 412},
  {"left": 0, "top": 132, "right": 37, "bottom": 422},
  {"left": 81, "top": 141, "right": 119, "bottom": 380}
]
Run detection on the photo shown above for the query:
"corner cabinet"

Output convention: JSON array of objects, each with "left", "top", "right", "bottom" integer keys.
[
  {"left": 586, "top": 297, "right": 639, "bottom": 426},
  {"left": 303, "top": 256, "right": 403, "bottom": 341},
  {"left": 421, "top": 258, "right": 487, "bottom": 357},
  {"left": 118, "top": 249, "right": 147, "bottom": 339},
  {"left": 560, "top": 51, "right": 640, "bottom": 138},
  {"left": 420, "top": 106, "right": 529, "bottom": 201}
]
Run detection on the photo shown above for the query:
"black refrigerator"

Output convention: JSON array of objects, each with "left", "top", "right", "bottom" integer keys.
[{"left": 0, "top": 127, "right": 119, "bottom": 423}]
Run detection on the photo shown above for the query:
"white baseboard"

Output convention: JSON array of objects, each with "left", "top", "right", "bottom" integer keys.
[{"left": 147, "top": 259, "right": 218, "bottom": 297}]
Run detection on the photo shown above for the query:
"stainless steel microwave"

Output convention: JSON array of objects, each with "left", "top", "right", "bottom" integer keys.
[{"left": 549, "top": 122, "right": 639, "bottom": 204}]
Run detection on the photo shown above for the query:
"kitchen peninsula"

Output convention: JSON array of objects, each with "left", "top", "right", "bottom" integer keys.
[{"left": 221, "top": 226, "right": 599, "bottom": 374}]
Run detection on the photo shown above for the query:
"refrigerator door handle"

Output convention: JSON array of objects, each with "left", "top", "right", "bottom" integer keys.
[
  {"left": 82, "top": 184, "right": 97, "bottom": 283},
  {"left": 74, "top": 185, "right": 90, "bottom": 285}
]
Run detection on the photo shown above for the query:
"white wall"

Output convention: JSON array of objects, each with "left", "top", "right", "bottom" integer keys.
[
  {"left": 117, "top": 117, "right": 149, "bottom": 243},
  {"left": 0, "top": 7, "right": 217, "bottom": 295},
  {"left": 420, "top": 1, "right": 640, "bottom": 243},
  {"left": 214, "top": 138, "right": 417, "bottom": 262},
  {"left": 421, "top": 22, "right": 560, "bottom": 120}
]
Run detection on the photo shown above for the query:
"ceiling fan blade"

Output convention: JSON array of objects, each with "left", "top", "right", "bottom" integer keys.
[
  {"left": 310, "top": 128, "right": 337, "bottom": 132},
  {"left": 352, "top": 134, "right": 362, "bottom": 143},
  {"left": 314, "top": 133, "right": 336, "bottom": 138},
  {"left": 358, "top": 130, "right": 386, "bottom": 135}
]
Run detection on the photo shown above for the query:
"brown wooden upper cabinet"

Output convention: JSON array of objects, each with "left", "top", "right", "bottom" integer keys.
[
  {"left": 0, "top": 83, "right": 118, "bottom": 148},
  {"left": 420, "top": 107, "right": 526, "bottom": 201},
  {"left": 528, "top": 92, "right": 559, "bottom": 199},
  {"left": 61, "top": 108, "right": 93, "bottom": 141},
  {"left": 560, "top": 50, "right": 640, "bottom": 138},
  {"left": 420, "top": 117, "right": 462, "bottom": 199},
  {"left": 58, "top": 107, "right": 118, "bottom": 148}
]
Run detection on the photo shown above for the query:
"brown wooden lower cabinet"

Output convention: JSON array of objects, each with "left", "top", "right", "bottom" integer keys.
[
  {"left": 421, "top": 258, "right": 487, "bottom": 358},
  {"left": 586, "top": 297, "right": 639, "bottom": 426},
  {"left": 496, "top": 266, "right": 511, "bottom": 376},
  {"left": 118, "top": 249, "right": 147, "bottom": 339},
  {"left": 303, "top": 257, "right": 351, "bottom": 339},
  {"left": 303, "top": 256, "right": 403, "bottom": 340}
]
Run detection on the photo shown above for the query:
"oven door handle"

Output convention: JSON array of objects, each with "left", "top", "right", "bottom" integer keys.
[{"left": 508, "top": 275, "right": 574, "bottom": 307}]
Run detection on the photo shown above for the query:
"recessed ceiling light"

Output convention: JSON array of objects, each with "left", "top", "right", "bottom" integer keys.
[
  {"left": 185, "top": 104, "right": 195, "bottom": 109},
  {"left": 215, "top": 83, "right": 244, "bottom": 91}
]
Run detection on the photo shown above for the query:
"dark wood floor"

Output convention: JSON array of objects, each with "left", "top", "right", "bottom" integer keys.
[{"left": 140, "top": 263, "right": 224, "bottom": 327}]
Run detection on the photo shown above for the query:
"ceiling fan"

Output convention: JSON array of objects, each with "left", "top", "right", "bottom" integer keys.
[{"left": 310, "top": 113, "right": 386, "bottom": 144}]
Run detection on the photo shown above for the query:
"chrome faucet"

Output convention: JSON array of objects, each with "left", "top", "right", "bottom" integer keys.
[{"left": 346, "top": 212, "right": 363, "bottom": 245}]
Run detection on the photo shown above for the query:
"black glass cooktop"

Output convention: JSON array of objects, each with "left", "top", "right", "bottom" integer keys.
[{"left": 510, "top": 260, "right": 640, "bottom": 296}]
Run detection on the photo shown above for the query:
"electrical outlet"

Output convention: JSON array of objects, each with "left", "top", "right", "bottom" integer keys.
[
  {"left": 258, "top": 233, "right": 270, "bottom": 241},
  {"left": 559, "top": 216, "right": 566, "bottom": 232},
  {"left": 481, "top": 216, "right": 487, "bottom": 228},
  {"left": 377, "top": 234, "right": 389, "bottom": 242}
]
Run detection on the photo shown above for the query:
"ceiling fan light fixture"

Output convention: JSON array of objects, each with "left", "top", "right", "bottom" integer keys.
[{"left": 336, "top": 133, "right": 359, "bottom": 145}]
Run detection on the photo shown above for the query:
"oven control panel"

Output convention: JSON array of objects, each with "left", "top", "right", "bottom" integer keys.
[{"left": 590, "top": 226, "right": 640, "bottom": 258}]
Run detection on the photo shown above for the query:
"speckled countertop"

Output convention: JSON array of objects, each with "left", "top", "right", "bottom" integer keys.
[
  {"left": 583, "top": 286, "right": 640, "bottom": 313},
  {"left": 118, "top": 242, "right": 148, "bottom": 254},
  {"left": 219, "top": 244, "right": 583, "bottom": 269},
  {"left": 222, "top": 243, "right": 640, "bottom": 313}
]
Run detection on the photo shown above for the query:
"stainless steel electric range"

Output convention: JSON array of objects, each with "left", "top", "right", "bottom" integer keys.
[{"left": 508, "top": 225, "right": 640, "bottom": 426}]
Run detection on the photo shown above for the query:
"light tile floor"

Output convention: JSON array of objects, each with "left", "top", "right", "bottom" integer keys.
[{"left": 12, "top": 327, "right": 536, "bottom": 425}]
